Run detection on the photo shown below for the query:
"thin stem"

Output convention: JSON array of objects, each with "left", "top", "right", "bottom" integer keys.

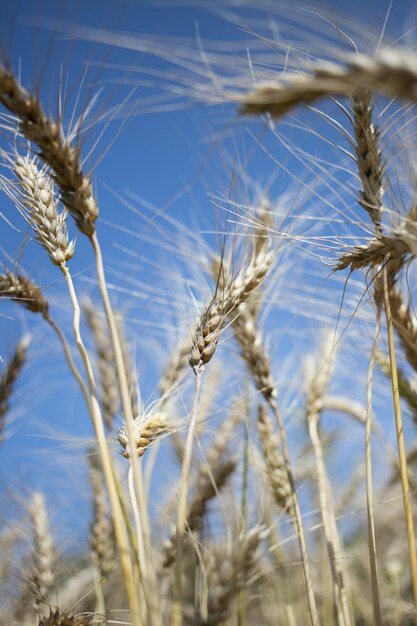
[
  {"left": 172, "top": 371, "right": 203, "bottom": 626},
  {"left": 383, "top": 266, "right": 417, "bottom": 612},
  {"left": 270, "top": 399, "right": 320, "bottom": 626},
  {"left": 92, "top": 555, "right": 107, "bottom": 626},
  {"left": 383, "top": 266, "right": 417, "bottom": 615},
  {"left": 46, "top": 316, "right": 93, "bottom": 416},
  {"left": 90, "top": 232, "right": 159, "bottom": 624},
  {"left": 365, "top": 316, "right": 382, "bottom": 626},
  {"left": 59, "top": 263, "right": 142, "bottom": 626},
  {"left": 238, "top": 378, "right": 250, "bottom": 626},
  {"left": 308, "top": 410, "right": 352, "bottom": 626}
]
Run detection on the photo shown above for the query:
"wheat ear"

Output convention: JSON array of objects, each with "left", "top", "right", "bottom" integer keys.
[
  {"left": 203, "top": 527, "right": 262, "bottom": 625},
  {"left": 2, "top": 151, "right": 75, "bottom": 265},
  {"left": 238, "top": 49, "right": 417, "bottom": 118},
  {"left": 0, "top": 272, "right": 49, "bottom": 317},
  {"left": 38, "top": 608, "right": 91, "bottom": 626},
  {"left": 387, "top": 289, "right": 417, "bottom": 374},
  {"left": 60, "top": 263, "right": 142, "bottom": 624},
  {"left": 90, "top": 233, "right": 157, "bottom": 626},
  {"left": 257, "top": 406, "right": 292, "bottom": 513},
  {"left": 0, "top": 336, "right": 28, "bottom": 442},
  {"left": 89, "top": 451, "right": 116, "bottom": 578},
  {"left": 28, "top": 492, "right": 54, "bottom": 614},
  {"left": 0, "top": 66, "right": 98, "bottom": 235}
]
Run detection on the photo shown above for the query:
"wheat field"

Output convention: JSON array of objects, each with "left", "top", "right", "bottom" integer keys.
[{"left": 0, "top": 2, "right": 417, "bottom": 625}]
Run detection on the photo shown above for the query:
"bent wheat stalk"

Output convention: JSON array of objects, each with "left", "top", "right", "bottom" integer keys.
[{"left": 60, "top": 263, "right": 142, "bottom": 624}]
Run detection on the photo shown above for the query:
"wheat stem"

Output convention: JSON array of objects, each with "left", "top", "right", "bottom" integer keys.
[
  {"left": 308, "top": 408, "right": 351, "bottom": 626},
  {"left": 59, "top": 262, "right": 141, "bottom": 626},
  {"left": 89, "top": 231, "right": 159, "bottom": 624},
  {"left": 172, "top": 370, "right": 203, "bottom": 626},
  {"left": 364, "top": 317, "right": 383, "bottom": 626},
  {"left": 270, "top": 400, "right": 320, "bottom": 626},
  {"left": 238, "top": 383, "right": 250, "bottom": 626},
  {"left": 383, "top": 266, "right": 417, "bottom": 616}
]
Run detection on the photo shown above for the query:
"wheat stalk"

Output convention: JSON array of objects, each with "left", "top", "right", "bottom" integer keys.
[
  {"left": 304, "top": 336, "right": 353, "bottom": 626},
  {"left": 84, "top": 299, "right": 119, "bottom": 430},
  {"left": 163, "top": 411, "right": 239, "bottom": 568}
]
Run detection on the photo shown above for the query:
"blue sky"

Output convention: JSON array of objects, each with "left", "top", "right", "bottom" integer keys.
[{"left": 0, "top": 0, "right": 416, "bottom": 555}]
